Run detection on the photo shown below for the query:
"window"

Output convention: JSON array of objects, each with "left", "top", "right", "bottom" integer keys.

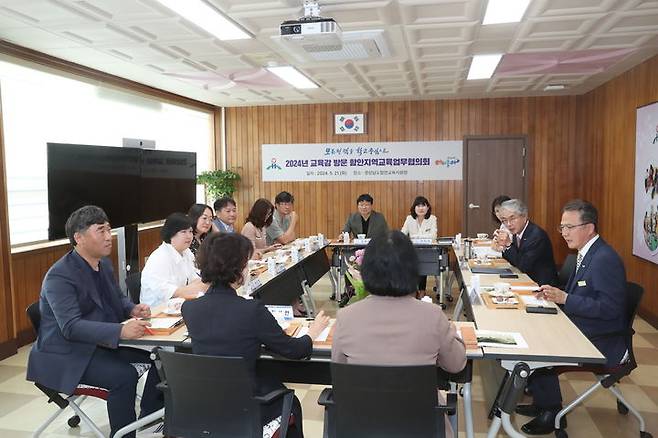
[{"left": 0, "top": 59, "right": 214, "bottom": 245}]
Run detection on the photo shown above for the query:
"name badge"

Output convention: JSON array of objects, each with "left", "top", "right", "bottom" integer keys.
[{"left": 577, "top": 280, "right": 587, "bottom": 287}]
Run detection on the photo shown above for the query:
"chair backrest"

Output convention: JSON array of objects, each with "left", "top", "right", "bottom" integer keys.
[
  {"left": 125, "top": 272, "right": 141, "bottom": 304},
  {"left": 26, "top": 301, "right": 41, "bottom": 333},
  {"left": 157, "top": 350, "right": 261, "bottom": 438},
  {"left": 330, "top": 362, "right": 445, "bottom": 438},
  {"left": 625, "top": 282, "right": 644, "bottom": 328},
  {"left": 558, "top": 254, "right": 576, "bottom": 288}
]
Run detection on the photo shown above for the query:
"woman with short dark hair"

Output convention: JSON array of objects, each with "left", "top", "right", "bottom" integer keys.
[
  {"left": 332, "top": 231, "right": 466, "bottom": 438},
  {"left": 140, "top": 212, "right": 209, "bottom": 307},
  {"left": 182, "top": 233, "right": 329, "bottom": 438}
]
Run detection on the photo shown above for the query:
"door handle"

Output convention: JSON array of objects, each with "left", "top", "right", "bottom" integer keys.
[{"left": 468, "top": 203, "right": 480, "bottom": 209}]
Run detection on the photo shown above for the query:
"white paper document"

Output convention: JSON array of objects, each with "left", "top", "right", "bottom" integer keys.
[
  {"left": 295, "top": 324, "right": 331, "bottom": 342},
  {"left": 147, "top": 317, "right": 183, "bottom": 330},
  {"left": 520, "top": 295, "right": 555, "bottom": 308},
  {"left": 511, "top": 285, "right": 540, "bottom": 292},
  {"left": 475, "top": 330, "right": 528, "bottom": 349}
]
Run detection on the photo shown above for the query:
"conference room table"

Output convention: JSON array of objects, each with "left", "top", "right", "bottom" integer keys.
[
  {"left": 329, "top": 237, "right": 454, "bottom": 307},
  {"left": 118, "top": 315, "right": 482, "bottom": 438},
  {"left": 116, "top": 241, "right": 476, "bottom": 438},
  {"left": 452, "top": 239, "right": 606, "bottom": 438}
]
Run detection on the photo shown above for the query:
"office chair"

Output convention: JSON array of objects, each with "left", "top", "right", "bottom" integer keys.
[
  {"left": 125, "top": 271, "right": 142, "bottom": 304},
  {"left": 27, "top": 301, "right": 151, "bottom": 437},
  {"left": 318, "top": 363, "right": 455, "bottom": 438},
  {"left": 156, "top": 349, "right": 296, "bottom": 438},
  {"left": 557, "top": 254, "right": 576, "bottom": 289},
  {"left": 552, "top": 282, "right": 653, "bottom": 438}
]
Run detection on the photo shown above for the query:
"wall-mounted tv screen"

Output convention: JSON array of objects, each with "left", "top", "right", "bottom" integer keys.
[
  {"left": 140, "top": 149, "right": 197, "bottom": 223},
  {"left": 47, "top": 143, "right": 196, "bottom": 241}
]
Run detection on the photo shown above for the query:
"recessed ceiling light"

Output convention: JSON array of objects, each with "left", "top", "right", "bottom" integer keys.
[
  {"left": 483, "top": 0, "right": 531, "bottom": 25},
  {"left": 544, "top": 84, "right": 566, "bottom": 91},
  {"left": 467, "top": 54, "right": 503, "bottom": 80},
  {"left": 267, "top": 66, "right": 318, "bottom": 89},
  {"left": 156, "top": 0, "right": 251, "bottom": 40}
]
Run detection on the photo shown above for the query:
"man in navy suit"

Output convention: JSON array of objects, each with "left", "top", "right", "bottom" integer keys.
[
  {"left": 492, "top": 199, "right": 558, "bottom": 286},
  {"left": 516, "top": 199, "right": 627, "bottom": 434},
  {"left": 26, "top": 206, "right": 163, "bottom": 438}
]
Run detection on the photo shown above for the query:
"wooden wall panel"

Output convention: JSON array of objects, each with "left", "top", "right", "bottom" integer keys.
[
  {"left": 579, "top": 55, "right": 658, "bottom": 324},
  {"left": 10, "top": 226, "right": 163, "bottom": 348},
  {"left": 226, "top": 97, "right": 586, "bottom": 268},
  {"left": 0, "top": 84, "right": 16, "bottom": 358}
]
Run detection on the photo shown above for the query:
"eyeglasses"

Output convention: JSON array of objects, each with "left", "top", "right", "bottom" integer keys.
[
  {"left": 499, "top": 215, "right": 520, "bottom": 224},
  {"left": 558, "top": 223, "right": 590, "bottom": 233}
]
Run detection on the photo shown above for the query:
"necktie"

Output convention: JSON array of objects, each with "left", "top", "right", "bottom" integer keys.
[
  {"left": 576, "top": 252, "right": 583, "bottom": 271},
  {"left": 515, "top": 235, "right": 520, "bottom": 248}
]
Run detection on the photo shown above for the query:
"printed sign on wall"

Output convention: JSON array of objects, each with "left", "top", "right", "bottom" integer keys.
[
  {"left": 262, "top": 141, "right": 462, "bottom": 182},
  {"left": 633, "top": 101, "right": 658, "bottom": 264},
  {"left": 334, "top": 114, "right": 365, "bottom": 134}
]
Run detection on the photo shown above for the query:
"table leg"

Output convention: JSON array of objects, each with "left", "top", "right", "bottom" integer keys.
[{"left": 462, "top": 382, "right": 474, "bottom": 438}]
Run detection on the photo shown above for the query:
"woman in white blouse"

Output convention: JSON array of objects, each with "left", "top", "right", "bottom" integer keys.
[
  {"left": 140, "top": 212, "right": 209, "bottom": 308},
  {"left": 401, "top": 196, "right": 438, "bottom": 295},
  {"left": 401, "top": 196, "right": 438, "bottom": 239}
]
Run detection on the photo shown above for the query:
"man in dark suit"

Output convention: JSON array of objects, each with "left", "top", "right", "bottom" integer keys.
[
  {"left": 26, "top": 206, "right": 163, "bottom": 438},
  {"left": 342, "top": 193, "right": 389, "bottom": 239},
  {"left": 492, "top": 199, "right": 558, "bottom": 286},
  {"left": 516, "top": 199, "right": 627, "bottom": 434}
]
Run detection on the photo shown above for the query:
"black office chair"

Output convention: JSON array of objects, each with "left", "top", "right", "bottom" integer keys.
[
  {"left": 318, "top": 363, "right": 454, "bottom": 438},
  {"left": 557, "top": 254, "right": 576, "bottom": 289},
  {"left": 125, "top": 271, "right": 141, "bottom": 304},
  {"left": 27, "top": 302, "right": 107, "bottom": 437},
  {"left": 156, "top": 349, "right": 295, "bottom": 438},
  {"left": 552, "top": 282, "right": 652, "bottom": 438}
]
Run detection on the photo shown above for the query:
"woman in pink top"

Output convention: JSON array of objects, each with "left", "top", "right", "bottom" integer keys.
[
  {"left": 332, "top": 231, "right": 466, "bottom": 438},
  {"left": 241, "top": 198, "right": 280, "bottom": 259}
]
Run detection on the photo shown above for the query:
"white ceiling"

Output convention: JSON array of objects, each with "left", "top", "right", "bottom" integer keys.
[{"left": 0, "top": 0, "right": 656, "bottom": 107}]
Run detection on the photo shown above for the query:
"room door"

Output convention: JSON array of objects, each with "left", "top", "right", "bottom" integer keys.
[{"left": 464, "top": 136, "right": 527, "bottom": 237}]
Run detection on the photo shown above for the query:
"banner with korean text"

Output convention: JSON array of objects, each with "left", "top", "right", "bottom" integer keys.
[{"left": 262, "top": 141, "right": 462, "bottom": 182}]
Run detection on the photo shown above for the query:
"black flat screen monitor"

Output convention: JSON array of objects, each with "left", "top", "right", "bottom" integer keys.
[
  {"left": 140, "top": 149, "right": 197, "bottom": 223},
  {"left": 47, "top": 143, "right": 196, "bottom": 241}
]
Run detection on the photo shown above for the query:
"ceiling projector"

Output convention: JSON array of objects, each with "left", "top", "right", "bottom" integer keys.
[{"left": 279, "top": 1, "right": 342, "bottom": 52}]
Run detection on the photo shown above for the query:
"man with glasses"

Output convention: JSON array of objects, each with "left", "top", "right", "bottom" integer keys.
[
  {"left": 515, "top": 199, "right": 628, "bottom": 435},
  {"left": 266, "top": 191, "right": 298, "bottom": 245},
  {"left": 492, "top": 199, "right": 558, "bottom": 286}
]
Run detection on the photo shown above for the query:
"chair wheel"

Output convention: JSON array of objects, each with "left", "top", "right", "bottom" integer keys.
[
  {"left": 440, "top": 303, "right": 447, "bottom": 310},
  {"left": 555, "top": 429, "right": 568, "bottom": 438},
  {"left": 68, "top": 415, "right": 81, "bottom": 427},
  {"left": 617, "top": 400, "right": 629, "bottom": 414},
  {"left": 446, "top": 295, "right": 453, "bottom": 302},
  {"left": 640, "top": 432, "right": 652, "bottom": 438}
]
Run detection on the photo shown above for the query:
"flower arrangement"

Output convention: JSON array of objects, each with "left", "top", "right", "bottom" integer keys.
[{"left": 345, "top": 249, "right": 368, "bottom": 304}]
